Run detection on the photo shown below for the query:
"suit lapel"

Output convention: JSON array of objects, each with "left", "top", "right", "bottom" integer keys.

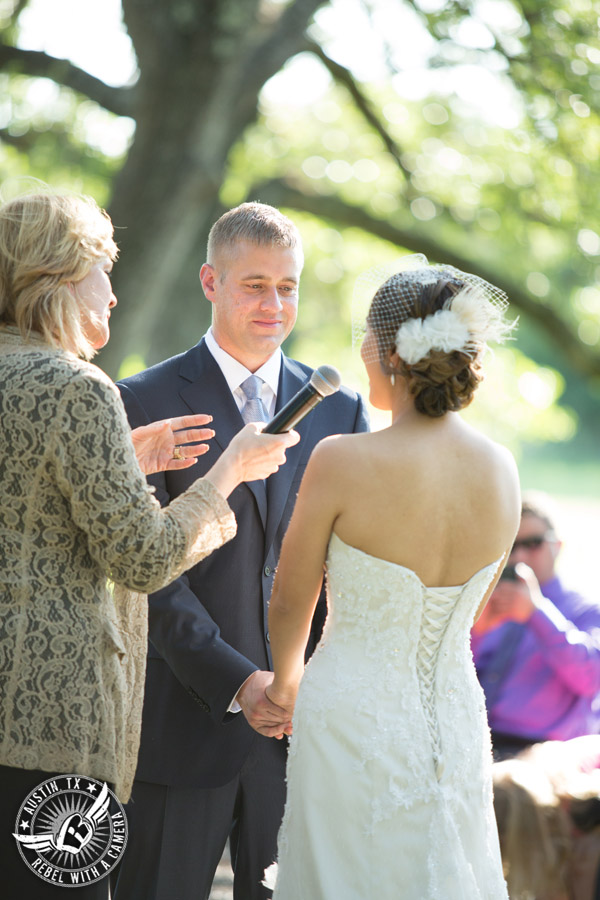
[
  {"left": 178, "top": 340, "right": 268, "bottom": 527},
  {"left": 264, "top": 358, "right": 314, "bottom": 554}
]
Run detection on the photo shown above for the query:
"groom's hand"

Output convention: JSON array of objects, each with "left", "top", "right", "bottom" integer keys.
[{"left": 237, "top": 670, "right": 292, "bottom": 738}]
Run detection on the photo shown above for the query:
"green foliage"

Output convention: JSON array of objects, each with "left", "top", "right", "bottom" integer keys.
[
  {"left": 1, "top": 0, "right": 599, "bottom": 466},
  {"left": 462, "top": 347, "right": 577, "bottom": 449},
  {"left": 117, "top": 353, "right": 147, "bottom": 380},
  {"left": 0, "top": 72, "right": 125, "bottom": 202},
  {"left": 222, "top": 73, "right": 595, "bottom": 450}
]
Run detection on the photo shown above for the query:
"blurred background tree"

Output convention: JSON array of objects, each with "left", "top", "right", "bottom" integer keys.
[{"left": 1, "top": 0, "right": 599, "bottom": 494}]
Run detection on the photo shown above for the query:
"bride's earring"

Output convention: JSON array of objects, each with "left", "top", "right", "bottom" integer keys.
[{"left": 390, "top": 373, "right": 396, "bottom": 387}]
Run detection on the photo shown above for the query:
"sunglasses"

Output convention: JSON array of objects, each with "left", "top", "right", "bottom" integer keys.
[{"left": 511, "top": 534, "right": 553, "bottom": 552}]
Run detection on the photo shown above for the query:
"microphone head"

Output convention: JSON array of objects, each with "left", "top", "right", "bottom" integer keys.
[{"left": 310, "top": 365, "right": 341, "bottom": 397}]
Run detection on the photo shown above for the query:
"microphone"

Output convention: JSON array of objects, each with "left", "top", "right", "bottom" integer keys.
[{"left": 263, "top": 365, "right": 341, "bottom": 434}]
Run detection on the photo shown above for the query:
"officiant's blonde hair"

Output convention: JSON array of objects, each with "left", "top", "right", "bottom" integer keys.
[{"left": 0, "top": 190, "right": 118, "bottom": 359}]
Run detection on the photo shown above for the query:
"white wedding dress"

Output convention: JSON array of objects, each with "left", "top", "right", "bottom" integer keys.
[{"left": 270, "top": 532, "right": 508, "bottom": 900}]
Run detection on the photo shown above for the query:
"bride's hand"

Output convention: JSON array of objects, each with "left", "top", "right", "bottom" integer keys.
[
  {"left": 265, "top": 682, "right": 298, "bottom": 722},
  {"left": 132, "top": 414, "right": 215, "bottom": 474},
  {"left": 235, "top": 671, "right": 293, "bottom": 739}
]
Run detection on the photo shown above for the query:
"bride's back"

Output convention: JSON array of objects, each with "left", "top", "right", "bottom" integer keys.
[
  {"left": 294, "top": 263, "right": 520, "bottom": 589},
  {"left": 330, "top": 413, "right": 519, "bottom": 588}
]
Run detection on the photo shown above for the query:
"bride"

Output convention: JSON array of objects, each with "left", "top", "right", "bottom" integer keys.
[{"left": 260, "top": 257, "right": 520, "bottom": 899}]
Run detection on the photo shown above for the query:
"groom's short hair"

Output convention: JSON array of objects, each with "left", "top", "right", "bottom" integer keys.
[{"left": 207, "top": 202, "right": 303, "bottom": 276}]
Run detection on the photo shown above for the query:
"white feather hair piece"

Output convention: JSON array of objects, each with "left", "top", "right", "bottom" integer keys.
[
  {"left": 353, "top": 253, "right": 516, "bottom": 367},
  {"left": 395, "top": 283, "right": 513, "bottom": 365}
]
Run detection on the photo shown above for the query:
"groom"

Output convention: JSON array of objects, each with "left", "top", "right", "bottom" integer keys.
[{"left": 111, "top": 202, "right": 369, "bottom": 900}]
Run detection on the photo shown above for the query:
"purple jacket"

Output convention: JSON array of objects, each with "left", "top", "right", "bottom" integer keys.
[{"left": 472, "top": 576, "right": 600, "bottom": 740}]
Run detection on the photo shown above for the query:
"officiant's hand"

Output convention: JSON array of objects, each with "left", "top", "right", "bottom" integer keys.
[
  {"left": 237, "top": 671, "right": 293, "bottom": 738},
  {"left": 131, "top": 414, "right": 215, "bottom": 474}
]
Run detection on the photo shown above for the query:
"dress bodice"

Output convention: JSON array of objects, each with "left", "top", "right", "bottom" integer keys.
[
  {"left": 325, "top": 531, "right": 500, "bottom": 625},
  {"left": 323, "top": 531, "right": 501, "bottom": 665},
  {"left": 307, "top": 532, "right": 502, "bottom": 781},
  {"left": 272, "top": 532, "right": 509, "bottom": 900}
]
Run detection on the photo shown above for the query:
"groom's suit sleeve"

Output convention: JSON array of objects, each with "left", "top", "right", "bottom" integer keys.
[{"left": 118, "top": 382, "right": 259, "bottom": 725}]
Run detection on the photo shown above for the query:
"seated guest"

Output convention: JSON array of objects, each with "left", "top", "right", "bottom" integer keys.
[
  {"left": 472, "top": 491, "right": 600, "bottom": 760},
  {"left": 493, "top": 736, "right": 600, "bottom": 900}
]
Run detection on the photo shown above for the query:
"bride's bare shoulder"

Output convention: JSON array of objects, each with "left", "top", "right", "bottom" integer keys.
[
  {"left": 310, "top": 430, "right": 373, "bottom": 462},
  {"left": 457, "top": 422, "right": 520, "bottom": 520},
  {"left": 462, "top": 421, "right": 519, "bottom": 476},
  {"left": 303, "top": 432, "right": 372, "bottom": 484}
]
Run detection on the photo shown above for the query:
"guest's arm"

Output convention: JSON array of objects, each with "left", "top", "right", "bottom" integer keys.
[
  {"left": 478, "top": 565, "right": 600, "bottom": 697},
  {"left": 525, "top": 596, "right": 600, "bottom": 696}
]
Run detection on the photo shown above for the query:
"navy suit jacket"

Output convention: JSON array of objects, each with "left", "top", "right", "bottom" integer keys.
[{"left": 118, "top": 339, "right": 369, "bottom": 788}]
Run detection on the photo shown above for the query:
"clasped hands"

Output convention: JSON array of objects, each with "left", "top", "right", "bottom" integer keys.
[{"left": 237, "top": 670, "right": 297, "bottom": 740}]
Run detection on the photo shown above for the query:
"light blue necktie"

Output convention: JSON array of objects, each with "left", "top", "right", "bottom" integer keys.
[{"left": 240, "top": 375, "right": 269, "bottom": 424}]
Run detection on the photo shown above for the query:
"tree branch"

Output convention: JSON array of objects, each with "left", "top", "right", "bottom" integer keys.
[
  {"left": 1, "top": 0, "right": 29, "bottom": 26},
  {"left": 0, "top": 128, "right": 36, "bottom": 151},
  {"left": 253, "top": 177, "right": 600, "bottom": 380},
  {"left": 0, "top": 44, "right": 135, "bottom": 117},
  {"left": 229, "top": 0, "right": 327, "bottom": 126},
  {"left": 0, "top": 126, "right": 118, "bottom": 176},
  {"left": 304, "top": 38, "right": 413, "bottom": 185}
]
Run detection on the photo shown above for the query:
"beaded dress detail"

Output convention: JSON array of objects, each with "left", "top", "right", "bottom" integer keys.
[{"left": 271, "top": 532, "right": 508, "bottom": 900}]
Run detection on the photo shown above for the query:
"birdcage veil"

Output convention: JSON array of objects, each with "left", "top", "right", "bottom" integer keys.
[{"left": 352, "top": 254, "right": 513, "bottom": 368}]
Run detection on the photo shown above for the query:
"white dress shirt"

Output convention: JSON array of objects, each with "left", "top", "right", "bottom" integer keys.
[{"left": 203, "top": 327, "right": 281, "bottom": 420}]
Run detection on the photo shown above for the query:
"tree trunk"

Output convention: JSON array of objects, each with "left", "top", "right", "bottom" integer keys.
[{"left": 98, "top": 0, "right": 326, "bottom": 377}]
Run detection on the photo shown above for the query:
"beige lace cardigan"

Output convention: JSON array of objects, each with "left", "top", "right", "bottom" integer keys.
[{"left": 0, "top": 327, "right": 236, "bottom": 801}]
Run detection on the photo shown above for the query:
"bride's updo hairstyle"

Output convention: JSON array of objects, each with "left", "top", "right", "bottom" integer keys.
[
  {"left": 354, "top": 255, "right": 514, "bottom": 418},
  {"left": 369, "top": 272, "right": 479, "bottom": 417}
]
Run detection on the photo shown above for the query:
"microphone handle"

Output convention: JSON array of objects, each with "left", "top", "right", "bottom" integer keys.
[{"left": 262, "top": 387, "right": 322, "bottom": 434}]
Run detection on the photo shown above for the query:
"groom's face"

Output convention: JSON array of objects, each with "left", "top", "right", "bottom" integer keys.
[{"left": 200, "top": 240, "right": 303, "bottom": 372}]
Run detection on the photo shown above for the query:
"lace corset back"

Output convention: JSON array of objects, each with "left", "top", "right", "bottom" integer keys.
[
  {"left": 324, "top": 531, "right": 500, "bottom": 643},
  {"left": 273, "top": 532, "right": 508, "bottom": 900},
  {"left": 296, "top": 533, "right": 501, "bottom": 793}
]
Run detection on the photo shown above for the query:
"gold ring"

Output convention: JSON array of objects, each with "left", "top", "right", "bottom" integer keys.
[{"left": 172, "top": 447, "right": 184, "bottom": 460}]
